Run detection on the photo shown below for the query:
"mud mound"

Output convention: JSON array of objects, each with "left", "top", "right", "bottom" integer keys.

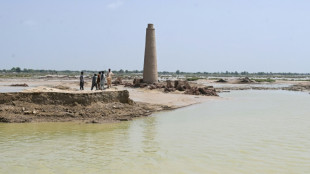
[
  {"left": 52, "top": 85, "right": 71, "bottom": 90},
  {"left": 0, "top": 90, "right": 168, "bottom": 123},
  {"left": 0, "top": 91, "right": 131, "bottom": 106},
  {"left": 282, "top": 84, "right": 310, "bottom": 91},
  {"left": 10, "top": 83, "right": 29, "bottom": 87},
  {"left": 216, "top": 79, "right": 227, "bottom": 83},
  {"left": 184, "top": 87, "right": 218, "bottom": 96},
  {"left": 238, "top": 77, "right": 254, "bottom": 83}
]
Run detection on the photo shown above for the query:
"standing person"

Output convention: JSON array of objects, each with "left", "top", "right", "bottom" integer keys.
[
  {"left": 97, "top": 72, "right": 101, "bottom": 90},
  {"left": 80, "top": 71, "right": 84, "bottom": 90},
  {"left": 100, "top": 71, "right": 106, "bottom": 90},
  {"left": 107, "top": 69, "right": 114, "bottom": 88},
  {"left": 91, "top": 74, "right": 97, "bottom": 90}
]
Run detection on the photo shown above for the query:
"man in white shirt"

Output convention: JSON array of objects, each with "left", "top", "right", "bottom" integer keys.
[{"left": 107, "top": 69, "right": 114, "bottom": 88}]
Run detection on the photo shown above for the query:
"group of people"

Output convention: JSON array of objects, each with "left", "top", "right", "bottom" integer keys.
[{"left": 79, "top": 69, "right": 114, "bottom": 91}]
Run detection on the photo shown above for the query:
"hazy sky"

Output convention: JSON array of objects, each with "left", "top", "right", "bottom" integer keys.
[{"left": 0, "top": 0, "right": 309, "bottom": 73}]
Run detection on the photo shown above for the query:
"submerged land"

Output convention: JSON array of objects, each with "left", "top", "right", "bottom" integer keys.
[{"left": 0, "top": 71, "right": 310, "bottom": 123}]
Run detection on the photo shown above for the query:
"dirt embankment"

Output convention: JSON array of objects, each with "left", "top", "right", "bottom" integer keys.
[{"left": 0, "top": 90, "right": 166, "bottom": 123}]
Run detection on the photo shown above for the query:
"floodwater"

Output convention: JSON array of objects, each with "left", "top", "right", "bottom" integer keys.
[
  {"left": 1, "top": 90, "right": 310, "bottom": 174},
  {"left": 0, "top": 86, "right": 29, "bottom": 93},
  {"left": 0, "top": 80, "right": 35, "bottom": 93},
  {"left": 203, "top": 82, "right": 292, "bottom": 88}
]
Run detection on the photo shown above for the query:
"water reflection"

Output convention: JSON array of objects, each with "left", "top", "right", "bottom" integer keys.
[
  {"left": 141, "top": 117, "right": 159, "bottom": 153},
  {"left": 1, "top": 90, "right": 310, "bottom": 173},
  {"left": 0, "top": 86, "right": 29, "bottom": 93}
]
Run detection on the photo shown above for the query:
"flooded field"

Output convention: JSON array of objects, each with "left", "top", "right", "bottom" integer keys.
[{"left": 1, "top": 90, "right": 310, "bottom": 173}]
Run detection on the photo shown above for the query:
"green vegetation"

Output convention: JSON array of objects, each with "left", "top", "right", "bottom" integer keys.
[
  {"left": 186, "top": 77, "right": 201, "bottom": 81},
  {"left": 289, "top": 79, "right": 310, "bottom": 81},
  {"left": 208, "top": 78, "right": 221, "bottom": 80},
  {"left": 252, "top": 78, "right": 276, "bottom": 83},
  {"left": 0, "top": 73, "right": 33, "bottom": 78}
]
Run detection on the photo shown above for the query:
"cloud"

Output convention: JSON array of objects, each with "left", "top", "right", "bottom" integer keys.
[{"left": 107, "top": 1, "right": 124, "bottom": 9}]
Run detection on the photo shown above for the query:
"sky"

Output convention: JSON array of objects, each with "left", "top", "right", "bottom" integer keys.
[{"left": 0, "top": 0, "right": 309, "bottom": 73}]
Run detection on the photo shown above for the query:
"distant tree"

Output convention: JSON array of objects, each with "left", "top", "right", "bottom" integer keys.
[
  {"left": 15, "top": 67, "right": 21, "bottom": 73},
  {"left": 119, "top": 69, "right": 124, "bottom": 73},
  {"left": 176, "top": 70, "right": 180, "bottom": 74},
  {"left": 125, "top": 70, "right": 129, "bottom": 73},
  {"left": 257, "top": 72, "right": 265, "bottom": 75},
  {"left": 241, "top": 71, "right": 249, "bottom": 75}
]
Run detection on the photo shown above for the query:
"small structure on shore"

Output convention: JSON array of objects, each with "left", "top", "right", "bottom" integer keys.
[{"left": 143, "top": 24, "right": 158, "bottom": 83}]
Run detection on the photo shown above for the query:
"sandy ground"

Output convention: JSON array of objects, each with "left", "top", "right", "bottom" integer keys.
[
  {"left": 118, "top": 86, "right": 219, "bottom": 108},
  {"left": 0, "top": 78, "right": 221, "bottom": 109}
]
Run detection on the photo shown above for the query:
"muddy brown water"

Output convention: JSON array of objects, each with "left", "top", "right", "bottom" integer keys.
[{"left": 1, "top": 90, "right": 310, "bottom": 173}]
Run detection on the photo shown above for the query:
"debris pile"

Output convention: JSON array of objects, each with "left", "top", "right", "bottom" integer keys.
[
  {"left": 184, "top": 87, "right": 218, "bottom": 96},
  {"left": 282, "top": 84, "right": 310, "bottom": 91},
  {"left": 216, "top": 79, "right": 227, "bottom": 83},
  {"left": 123, "top": 79, "right": 218, "bottom": 96},
  {"left": 112, "top": 77, "right": 123, "bottom": 85},
  {"left": 239, "top": 77, "right": 254, "bottom": 83},
  {"left": 166, "top": 80, "right": 173, "bottom": 88},
  {"left": 174, "top": 80, "right": 191, "bottom": 91}
]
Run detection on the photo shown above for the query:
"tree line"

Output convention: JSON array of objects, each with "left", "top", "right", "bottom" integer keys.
[{"left": 1, "top": 67, "right": 309, "bottom": 76}]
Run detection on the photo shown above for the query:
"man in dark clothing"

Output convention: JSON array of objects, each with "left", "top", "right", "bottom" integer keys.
[
  {"left": 100, "top": 71, "right": 105, "bottom": 90},
  {"left": 97, "top": 72, "right": 101, "bottom": 90},
  {"left": 80, "top": 71, "right": 84, "bottom": 90},
  {"left": 91, "top": 74, "right": 97, "bottom": 90}
]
